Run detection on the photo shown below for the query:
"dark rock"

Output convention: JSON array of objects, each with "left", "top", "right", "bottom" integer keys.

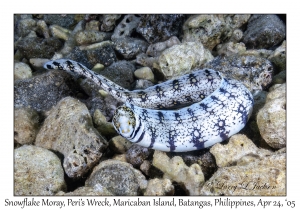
[
  {"left": 126, "top": 144, "right": 153, "bottom": 168},
  {"left": 85, "top": 160, "right": 147, "bottom": 195},
  {"left": 243, "top": 15, "right": 286, "bottom": 49},
  {"left": 114, "top": 37, "right": 149, "bottom": 59},
  {"left": 100, "top": 61, "right": 136, "bottom": 90},
  {"left": 87, "top": 44, "right": 117, "bottom": 66},
  {"left": 136, "top": 14, "right": 185, "bottom": 44},
  {"left": 14, "top": 70, "right": 82, "bottom": 112},
  {"left": 16, "top": 18, "right": 37, "bottom": 37},
  {"left": 65, "top": 46, "right": 92, "bottom": 69},
  {"left": 16, "top": 37, "right": 63, "bottom": 59},
  {"left": 180, "top": 150, "right": 217, "bottom": 180},
  {"left": 204, "top": 54, "right": 273, "bottom": 93},
  {"left": 43, "top": 14, "right": 77, "bottom": 29}
]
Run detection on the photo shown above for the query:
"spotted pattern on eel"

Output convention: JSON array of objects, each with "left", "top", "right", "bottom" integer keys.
[{"left": 44, "top": 59, "right": 254, "bottom": 152}]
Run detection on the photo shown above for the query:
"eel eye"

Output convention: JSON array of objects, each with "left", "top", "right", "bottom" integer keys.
[{"left": 128, "top": 121, "right": 131, "bottom": 125}]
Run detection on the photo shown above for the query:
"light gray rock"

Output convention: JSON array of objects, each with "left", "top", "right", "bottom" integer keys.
[
  {"left": 144, "top": 178, "right": 174, "bottom": 196},
  {"left": 14, "top": 145, "right": 66, "bottom": 195},
  {"left": 14, "top": 62, "right": 32, "bottom": 81},
  {"left": 152, "top": 150, "right": 205, "bottom": 195},
  {"left": 200, "top": 153, "right": 286, "bottom": 195},
  {"left": 14, "top": 108, "right": 40, "bottom": 145},
  {"left": 158, "top": 42, "right": 214, "bottom": 79},
  {"left": 35, "top": 97, "right": 108, "bottom": 178},
  {"left": 257, "top": 83, "right": 286, "bottom": 149}
]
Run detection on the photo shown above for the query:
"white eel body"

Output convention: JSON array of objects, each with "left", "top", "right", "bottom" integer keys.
[{"left": 44, "top": 59, "right": 254, "bottom": 152}]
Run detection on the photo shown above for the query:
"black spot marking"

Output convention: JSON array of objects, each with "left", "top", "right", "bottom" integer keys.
[
  {"left": 172, "top": 79, "right": 182, "bottom": 92},
  {"left": 148, "top": 126, "right": 158, "bottom": 149},
  {"left": 189, "top": 73, "right": 199, "bottom": 86},
  {"left": 138, "top": 91, "right": 148, "bottom": 102},
  {"left": 46, "top": 64, "right": 53, "bottom": 69},
  {"left": 124, "top": 92, "right": 133, "bottom": 103},
  {"left": 53, "top": 61, "right": 63, "bottom": 70},
  {"left": 141, "top": 109, "right": 149, "bottom": 120},
  {"left": 185, "top": 95, "right": 194, "bottom": 102},
  {"left": 157, "top": 111, "right": 164, "bottom": 124},
  {"left": 135, "top": 130, "right": 145, "bottom": 143},
  {"left": 174, "top": 113, "right": 182, "bottom": 124},
  {"left": 167, "top": 129, "right": 177, "bottom": 152},
  {"left": 190, "top": 128, "right": 207, "bottom": 150},
  {"left": 155, "top": 86, "right": 165, "bottom": 98}
]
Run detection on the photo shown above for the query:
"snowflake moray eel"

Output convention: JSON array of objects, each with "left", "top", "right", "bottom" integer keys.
[{"left": 44, "top": 59, "right": 254, "bottom": 152}]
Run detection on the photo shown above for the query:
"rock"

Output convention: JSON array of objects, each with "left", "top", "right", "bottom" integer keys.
[
  {"left": 100, "top": 61, "right": 136, "bottom": 90},
  {"left": 158, "top": 42, "right": 214, "bottom": 79},
  {"left": 14, "top": 145, "right": 66, "bottom": 195},
  {"left": 93, "top": 109, "right": 118, "bottom": 138},
  {"left": 16, "top": 18, "right": 37, "bottom": 37},
  {"left": 241, "top": 49, "right": 273, "bottom": 59},
  {"left": 65, "top": 46, "right": 92, "bottom": 69},
  {"left": 36, "top": 20, "right": 50, "bottom": 38},
  {"left": 16, "top": 37, "right": 63, "bottom": 59},
  {"left": 136, "top": 53, "right": 159, "bottom": 68},
  {"left": 112, "top": 154, "right": 128, "bottom": 162},
  {"left": 85, "top": 95, "right": 122, "bottom": 121},
  {"left": 272, "top": 70, "right": 286, "bottom": 85},
  {"left": 75, "top": 30, "right": 112, "bottom": 45},
  {"left": 14, "top": 70, "right": 82, "bottom": 112},
  {"left": 126, "top": 144, "right": 153, "bottom": 168},
  {"left": 139, "top": 160, "right": 164, "bottom": 178},
  {"left": 56, "top": 186, "right": 113, "bottom": 196},
  {"left": 135, "top": 79, "right": 155, "bottom": 90},
  {"left": 109, "top": 135, "right": 133, "bottom": 154},
  {"left": 85, "top": 20, "right": 100, "bottom": 31},
  {"left": 92, "top": 63, "right": 105, "bottom": 72},
  {"left": 43, "top": 14, "right": 77, "bottom": 29},
  {"left": 200, "top": 153, "right": 286, "bottom": 195},
  {"left": 243, "top": 15, "right": 286, "bottom": 49},
  {"left": 146, "top": 36, "right": 181, "bottom": 57},
  {"left": 252, "top": 91, "right": 268, "bottom": 117},
  {"left": 152, "top": 150, "right": 205, "bottom": 195},
  {"left": 134, "top": 67, "right": 155, "bottom": 82},
  {"left": 229, "top": 29, "right": 243, "bottom": 42},
  {"left": 14, "top": 108, "right": 40, "bottom": 145},
  {"left": 210, "top": 134, "right": 272, "bottom": 168},
  {"left": 35, "top": 97, "right": 108, "bottom": 178},
  {"left": 58, "top": 21, "right": 85, "bottom": 56},
  {"left": 183, "top": 14, "right": 250, "bottom": 50},
  {"left": 179, "top": 150, "right": 217, "bottom": 180},
  {"left": 268, "top": 40, "right": 286, "bottom": 72},
  {"left": 29, "top": 58, "right": 50, "bottom": 71},
  {"left": 136, "top": 14, "right": 185, "bottom": 43},
  {"left": 113, "top": 37, "right": 149, "bottom": 59},
  {"left": 100, "top": 14, "right": 122, "bottom": 31},
  {"left": 14, "top": 62, "right": 32, "bottom": 81},
  {"left": 204, "top": 54, "right": 273, "bottom": 93},
  {"left": 144, "top": 178, "right": 174, "bottom": 196},
  {"left": 216, "top": 41, "right": 246, "bottom": 56},
  {"left": 86, "top": 42, "right": 117, "bottom": 66},
  {"left": 85, "top": 159, "right": 148, "bottom": 195},
  {"left": 49, "top": 24, "right": 71, "bottom": 41},
  {"left": 257, "top": 83, "right": 286, "bottom": 149},
  {"left": 112, "top": 15, "right": 141, "bottom": 41}
]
